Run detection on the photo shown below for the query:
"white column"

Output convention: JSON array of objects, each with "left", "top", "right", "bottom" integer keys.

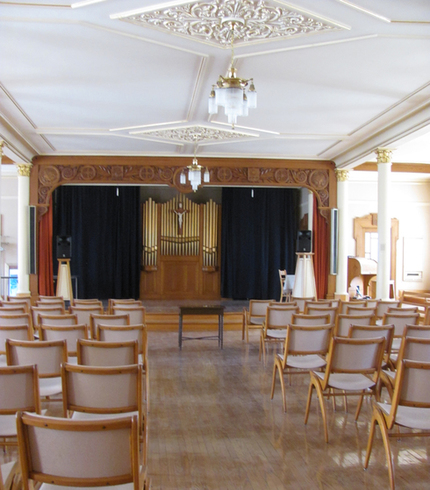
[
  {"left": 376, "top": 148, "right": 392, "bottom": 300},
  {"left": 0, "top": 142, "right": 3, "bottom": 290},
  {"left": 15, "top": 163, "right": 33, "bottom": 295},
  {"left": 335, "top": 169, "right": 349, "bottom": 300}
]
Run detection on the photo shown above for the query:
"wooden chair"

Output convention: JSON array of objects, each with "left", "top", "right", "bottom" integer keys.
[
  {"left": 386, "top": 306, "right": 418, "bottom": 315},
  {"left": 303, "top": 300, "right": 332, "bottom": 313},
  {"left": 364, "top": 359, "right": 430, "bottom": 490},
  {"left": 291, "top": 313, "right": 331, "bottom": 326},
  {"left": 38, "top": 313, "right": 78, "bottom": 326},
  {"left": 346, "top": 306, "right": 376, "bottom": 320},
  {"left": 73, "top": 298, "right": 103, "bottom": 307},
  {"left": 366, "top": 299, "right": 379, "bottom": 308},
  {"left": 37, "top": 295, "right": 64, "bottom": 304},
  {"left": 259, "top": 305, "right": 299, "bottom": 363},
  {"left": 0, "top": 306, "right": 27, "bottom": 316},
  {"left": 0, "top": 301, "right": 29, "bottom": 313},
  {"left": 0, "top": 365, "right": 41, "bottom": 448},
  {"left": 242, "top": 299, "right": 274, "bottom": 343},
  {"left": 89, "top": 313, "right": 130, "bottom": 339},
  {"left": 39, "top": 325, "right": 88, "bottom": 361},
  {"left": 334, "top": 313, "right": 374, "bottom": 337},
  {"left": 6, "top": 339, "right": 67, "bottom": 399},
  {"left": 16, "top": 412, "right": 149, "bottom": 490},
  {"left": 339, "top": 299, "right": 367, "bottom": 314},
  {"left": 61, "top": 362, "right": 147, "bottom": 464},
  {"left": 305, "top": 306, "right": 338, "bottom": 326},
  {"left": 291, "top": 296, "right": 315, "bottom": 314},
  {"left": 278, "top": 269, "right": 289, "bottom": 302},
  {"left": 31, "top": 305, "right": 65, "bottom": 329},
  {"left": 108, "top": 298, "right": 142, "bottom": 314},
  {"left": 0, "top": 325, "right": 34, "bottom": 367},
  {"left": 271, "top": 324, "right": 334, "bottom": 412},
  {"left": 77, "top": 339, "right": 138, "bottom": 366},
  {"left": 304, "top": 336, "right": 385, "bottom": 442},
  {"left": 70, "top": 304, "right": 104, "bottom": 328},
  {"left": 0, "top": 314, "right": 33, "bottom": 337},
  {"left": 112, "top": 305, "right": 146, "bottom": 326},
  {"left": 382, "top": 312, "right": 420, "bottom": 352},
  {"left": 97, "top": 325, "right": 149, "bottom": 409},
  {"left": 375, "top": 300, "right": 402, "bottom": 320},
  {"left": 403, "top": 324, "right": 430, "bottom": 339},
  {"left": 348, "top": 324, "right": 394, "bottom": 368}
]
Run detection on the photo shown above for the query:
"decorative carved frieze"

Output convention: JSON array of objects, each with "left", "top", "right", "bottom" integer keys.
[
  {"left": 135, "top": 125, "right": 253, "bottom": 142},
  {"left": 375, "top": 148, "right": 393, "bottom": 164},
  {"left": 16, "top": 163, "right": 33, "bottom": 177},
  {"left": 117, "top": 0, "right": 344, "bottom": 48},
  {"left": 37, "top": 163, "right": 331, "bottom": 211},
  {"left": 335, "top": 169, "right": 349, "bottom": 182}
]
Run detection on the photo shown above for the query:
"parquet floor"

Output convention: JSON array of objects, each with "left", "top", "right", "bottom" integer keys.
[{"left": 2, "top": 330, "right": 430, "bottom": 489}]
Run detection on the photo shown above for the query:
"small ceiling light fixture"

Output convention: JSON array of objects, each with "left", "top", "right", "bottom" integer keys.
[
  {"left": 180, "top": 138, "right": 210, "bottom": 192},
  {"left": 208, "top": 22, "right": 257, "bottom": 129}
]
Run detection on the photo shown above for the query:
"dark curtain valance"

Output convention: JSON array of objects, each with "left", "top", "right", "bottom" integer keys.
[
  {"left": 221, "top": 188, "right": 299, "bottom": 300},
  {"left": 52, "top": 186, "right": 141, "bottom": 300}
]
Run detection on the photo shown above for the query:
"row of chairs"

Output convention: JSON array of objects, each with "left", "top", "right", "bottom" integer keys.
[{"left": 269, "top": 314, "right": 430, "bottom": 489}]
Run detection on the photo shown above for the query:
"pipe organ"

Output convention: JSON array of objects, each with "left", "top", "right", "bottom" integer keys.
[{"left": 141, "top": 196, "right": 221, "bottom": 300}]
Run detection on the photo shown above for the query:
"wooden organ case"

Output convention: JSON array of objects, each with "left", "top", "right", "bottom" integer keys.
[
  {"left": 347, "top": 256, "right": 377, "bottom": 298},
  {"left": 140, "top": 196, "right": 221, "bottom": 300}
]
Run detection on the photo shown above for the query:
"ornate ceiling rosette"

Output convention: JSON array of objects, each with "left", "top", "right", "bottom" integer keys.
[
  {"left": 115, "top": 0, "right": 345, "bottom": 48},
  {"left": 132, "top": 125, "right": 256, "bottom": 143}
]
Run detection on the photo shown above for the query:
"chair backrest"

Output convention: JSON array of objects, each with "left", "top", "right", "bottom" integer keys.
[
  {"left": 77, "top": 339, "right": 138, "bottom": 366},
  {"left": 37, "top": 295, "right": 64, "bottom": 304},
  {"left": 387, "top": 306, "right": 418, "bottom": 315},
  {"left": 108, "top": 299, "right": 142, "bottom": 314},
  {"left": 0, "top": 325, "right": 33, "bottom": 354},
  {"left": 366, "top": 299, "right": 379, "bottom": 308},
  {"left": 282, "top": 325, "right": 333, "bottom": 367},
  {"left": 36, "top": 299, "right": 65, "bottom": 308},
  {"left": 321, "top": 336, "right": 385, "bottom": 388},
  {"left": 348, "top": 324, "right": 394, "bottom": 357},
  {"left": 291, "top": 313, "right": 331, "bottom": 326},
  {"left": 335, "top": 313, "right": 373, "bottom": 337},
  {"left": 264, "top": 305, "right": 299, "bottom": 331},
  {"left": 396, "top": 360, "right": 430, "bottom": 408},
  {"left": 0, "top": 306, "right": 27, "bottom": 315},
  {"left": 382, "top": 313, "right": 420, "bottom": 336},
  {"left": 397, "top": 336, "right": 430, "bottom": 363},
  {"left": 38, "top": 314, "right": 78, "bottom": 326},
  {"left": 112, "top": 306, "right": 145, "bottom": 326},
  {"left": 305, "top": 306, "right": 338, "bottom": 325},
  {"left": 0, "top": 313, "right": 32, "bottom": 328},
  {"left": 6, "top": 339, "right": 67, "bottom": 377},
  {"left": 291, "top": 296, "right": 315, "bottom": 313},
  {"left": 16, "top": 412, "right": 140, "bottom": 490},
  {"left": 39, "top": 325, "right": 88, "bottom": 357},
  {"left": 339, "top": 300, "right": 367, "bottom": 314},
  {"left": 89, "top": 314, "right": 130, "bottom": 339},
  {"left": 7, "top": 295, "right": 31, "bottom": 307},
  {"left": 61, "top": 363, "right": 142, "bottom": 423},
  {"left": 346, "top": 306, "right": 376, "bottom": 317},
  {"left": 248, "top": 299, "right": 273, "bottom": 318},
  {"left": 73, "top": 299, "right": 103, "bottom": 307},
  {"left": 97, "top": 325, "right": 147, "bottom": 358},
  {"left": 376, "top": 300, "right": 401, "bottom": 318},
  {"left": 0, "top": 365, "right": 41, "bottom": 414},
  {"left": 0, "top": 301, "right": 29, "bottom": 313},
  {"left": 404, "top": 325, "right": 430, "bottom": 339},
  {"left": 70, "top": 305, "right": 104, "bottom": 327},
  {"left": 31, "top": 306, "right": 65, "bottom": 327}
]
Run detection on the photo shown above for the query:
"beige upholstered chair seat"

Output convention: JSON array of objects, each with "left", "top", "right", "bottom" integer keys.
[
  {"left": 39, "top": 483, "right": 136, "bottom": 490},
  {"left": 313, "top": 371, "right": 376, "bottom": 391},
  {"left": 249, "top": 316, "right": 265, "bottom": 325},
  {"left": 0, "top": 355, "right": 5, "bottom": 367},
  {"left": 377, "top": 403, "right": 430, "bottom": 430},
  {"left": 278, "top": 353, "right": 326, "bottom": 370},
  {"left": 266, "top": 328, "right": 287, "bottom": 339},
  {"left": 0, "top": 415, "right": 17, "bottom": 438},
  {"left": 71, "top": 410, "right": 139, "bottom": 423},
  {"left": 39, "top": 377, "right": 63, "bottom": 397}
]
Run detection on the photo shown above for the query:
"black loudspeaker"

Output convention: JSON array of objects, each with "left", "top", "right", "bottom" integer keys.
[
  {"left": 29, "top": 206, "right": 37, "bottom": 274},
  {"left": 56, "top": 236, "right": 72, "bottom": 259},
  {"left": 297, "top": 230, "right": 312, "bottom": 253}
]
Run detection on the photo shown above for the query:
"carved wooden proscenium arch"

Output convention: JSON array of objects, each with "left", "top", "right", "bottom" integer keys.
[{"left": 32, "top": 156, "right": 336, "bottom": 221}]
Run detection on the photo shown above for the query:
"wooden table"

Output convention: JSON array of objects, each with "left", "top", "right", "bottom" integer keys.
[{"left": 178, "top": 305, "right": 225, "bottom": 349}]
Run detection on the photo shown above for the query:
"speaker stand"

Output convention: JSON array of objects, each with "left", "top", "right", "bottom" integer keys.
[
  {"left": 292, "top": 253, "right": 317, "bottom": 299},
  {"left": 56, "top": 258, "right": 74, "bottom": 303}
]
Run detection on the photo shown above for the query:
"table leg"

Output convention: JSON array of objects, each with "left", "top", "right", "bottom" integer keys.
[
  {"left": 179, "top": 313, "right": 183, "bottom": 349},
  {"left": 220, "top": 313, "right": 223, "bottom": 349}
]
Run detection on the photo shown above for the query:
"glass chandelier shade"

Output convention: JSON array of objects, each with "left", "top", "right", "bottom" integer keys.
[{"left": 180, "top": 156, "right": 210, "bottom": 192}]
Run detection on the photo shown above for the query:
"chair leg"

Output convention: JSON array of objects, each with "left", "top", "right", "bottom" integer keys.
[
  {"left": 279, "top": 366, "right": 287, "bottom": 413},
  {"left": 364, "top": 409, "right": 377, "bottom": 469},
  {"left": 270, "top": 361, "right": 278, "bottom": 400},
  {"left": 304, "top": 379, "right": 314, "bottom": 425},
  {"left": 354, "top": 391, "right": 365, "bottom": 421}
]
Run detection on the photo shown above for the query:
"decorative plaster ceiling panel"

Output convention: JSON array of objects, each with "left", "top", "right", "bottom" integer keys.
[
  {"left": 115, "top": 0, "right": 347, "bottom": 48},
  {"left": 132, "top": 125, "right": 257, "bottom": 142}
]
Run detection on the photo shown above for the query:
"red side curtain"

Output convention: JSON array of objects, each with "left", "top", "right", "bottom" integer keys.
[
  {"left": 313, "top": 196, "right": 329, "bottom": 299},
  {"left": 38, "top": 205, "right": 54, "bottom": 296}
]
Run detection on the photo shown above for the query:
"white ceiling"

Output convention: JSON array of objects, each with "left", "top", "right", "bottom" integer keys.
[{"left": 1, "top": 0, "right": 430, "bottom": 168}]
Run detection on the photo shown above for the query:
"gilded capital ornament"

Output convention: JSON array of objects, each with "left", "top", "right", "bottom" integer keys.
[
  {"left": 16, "top": 163, "right": 33, "bottom": 177},
  {"left": 335, "top": 169, "right": 349, "bottom": 182},
  {"left": 0, "top": 140, "right": 4, "bottom": 159},
  {"left": 375, "top": 148, "right": 393, "bottom": 164}
]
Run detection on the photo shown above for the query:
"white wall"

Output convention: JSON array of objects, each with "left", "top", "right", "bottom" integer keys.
[
  {"left": 348, "top": 170, "right": 430, "bottom": 294},
  {"left": 0, "top": 165, "right": 18, "bottom": 296}
]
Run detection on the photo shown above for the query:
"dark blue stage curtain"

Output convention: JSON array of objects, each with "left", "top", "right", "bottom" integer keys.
[
  {"left": 52, "top": 186, "right": 141, "bottom": 300},
  {"left": 221, "top": 188, "right": 299, "bottom": 300}
]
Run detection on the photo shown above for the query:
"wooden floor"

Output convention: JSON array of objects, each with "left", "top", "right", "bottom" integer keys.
[{"left": 3, "top": 330, "right": 430, "bottom": 489}]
